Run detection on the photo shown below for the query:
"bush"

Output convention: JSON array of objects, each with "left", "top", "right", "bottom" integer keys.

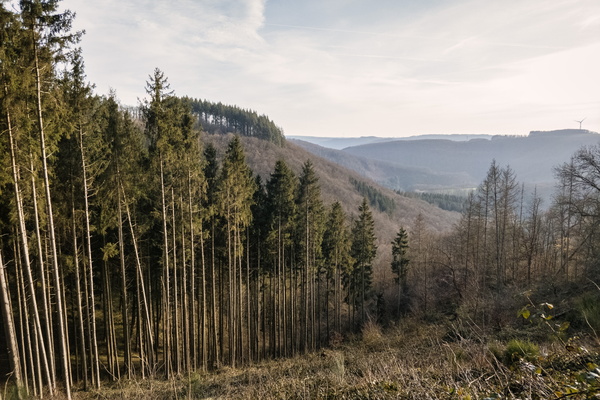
[
  {"left": 575, "top": 293, "right": 600, "bottom": 337},
  {"left": 503, "top": 339, "right": 539, "bottom": 366},
  {"left": 361, "top": 320, "right": 386, "bottom": 350}
]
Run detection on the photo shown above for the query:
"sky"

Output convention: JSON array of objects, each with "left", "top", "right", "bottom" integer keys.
[{"left": 60, "top": 0, "right": 600, "bottom": 138}]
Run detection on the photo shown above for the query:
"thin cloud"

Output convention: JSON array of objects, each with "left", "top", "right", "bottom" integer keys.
[{"left": 60, "top": 0, "right": 600, "bottom": 136}]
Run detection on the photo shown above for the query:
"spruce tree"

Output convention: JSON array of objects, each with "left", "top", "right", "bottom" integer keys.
[
  {"left": 349, "top": 198, "right": 377, "bottom": 327},
  {"left": 19, "top": 1, "right": 82, "bottom": 396},
  {"left": 265, "top": 160, "right": 297, "bottom": 356},
  {"left": 295, "top": 160, "right": 324, "bottom": 351},
  {"left": 391, "top": 227, "right": 410, "bottom": 315},
  {"left": 216, "top": 136, "right": 255, "bottom": 366},
  {"left": 322, "top": 201, "right": 352, "bottom": 335}
]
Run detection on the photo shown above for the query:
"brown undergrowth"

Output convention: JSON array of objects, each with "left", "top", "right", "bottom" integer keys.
[{"left": 50, "top": 317, "right": 599, "bottom": 400}]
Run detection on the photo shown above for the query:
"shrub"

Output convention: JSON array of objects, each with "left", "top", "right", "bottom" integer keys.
[
  {"left": 575, "top": 293, "right": 600, "bottom": 337},
  {"left": 361, "top": 320, "right": 386, "bottom": 350},
  {"left": 503, "top": 339, "right": 539, "bottom": 366}
]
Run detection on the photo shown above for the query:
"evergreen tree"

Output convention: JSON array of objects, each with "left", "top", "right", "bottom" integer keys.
[
  {"left": 202, "top": 142, "right": 222, "bottom": 367},
  {"left": 295, "top": 160, "right": 325, "bottom": 351},
  {"left": 391, "top": 227, "right": 410, "bottom": 315},
  {"left": 322, "top": 201, "right": 352, "bottom": 335},
  {"left": 265, "top": 159, "right": 297, "bottom": 356},
  {"left": 216, "top": 135, "right": 255, "bottom": 366},
  {"left": 349, "top": 198, "right": 377, "bottom": 327},
  {"left": 19, "top": 1, "right": 82, "bottom": 396}
]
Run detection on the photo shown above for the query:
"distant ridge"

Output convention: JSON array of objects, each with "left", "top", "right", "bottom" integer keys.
[
  {"left": 288, "top": 134, "right": 496, "bottom": 150},
  {"left": 528, "top": 129, "right": 593, "bottom": 137},
  {"left": 294, "top": 129, "right": 600, "bottom": 202}
]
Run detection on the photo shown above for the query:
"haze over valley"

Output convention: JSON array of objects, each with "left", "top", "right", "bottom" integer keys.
[{"left": 292, "top": 129, "right": 600, "bottom": 203}]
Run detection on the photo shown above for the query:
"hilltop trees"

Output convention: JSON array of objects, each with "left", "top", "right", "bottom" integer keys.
[{"left": 188, "top": 98, "right": 285, "bottom": 145}]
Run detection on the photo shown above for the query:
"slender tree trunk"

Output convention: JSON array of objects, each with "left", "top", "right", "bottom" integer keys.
[
  {"left": 15, "top": 246, "right": 34, "bottom": 396},
  {"left": 246, "top": 229, "right": 251, "bottom": 364},
  {"left": 72, "top": 207, "right": 88, "bottom": 389},
  {"left": 0, "top": 250, "right": 23, "bottom": 388},
  {"left": 210, "top": 219, "right": 220, "bottom": 367},
  {"left": 227, "top": 205, "right": 235, "bottom": 367},
  {"left": 29, "top": 154, "right": 55, "bottom": 383},
  {"left": 82, "top": 240, "right": 94, "bottom": 386},
  {"left": 180, "top": 195, "right": 190, "bottom": 373},
  {"left": 121, "top": 183, "right": 155, "bottom": 373},
  {"left": 34, "top": 45, "right": 72, "bottom": 399},
  {"left": 6, "top": 106, "right": 53, "bottom": 394},
  {"left": 186, "top": 187, "right": 197, "bottom": 371},
  {"left": 79, "top": 128, "right": 101, "bottom": 388},
  {"left": 199, "top": 217, "right": 208, "bottom": 371},
  {"left": 171, "top": 188, "right": 180, "bottom": 376},
  {"left": 117, "top": 191, "right": 132, "bottom": 378},
  {"left": 160, "top": 158, "right": 171, "bottom": 378},
  {"left": 237, "top": 227, "right": 243, "bottom": 364}
]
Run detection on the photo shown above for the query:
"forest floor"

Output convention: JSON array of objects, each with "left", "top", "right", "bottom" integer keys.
[{"left": 58, "top": 317, "right": 600, "bottom": 400}]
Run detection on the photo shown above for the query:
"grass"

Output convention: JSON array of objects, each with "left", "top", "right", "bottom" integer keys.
[{"left": 61, "top": 318, "right": 600, "bottom": 399}]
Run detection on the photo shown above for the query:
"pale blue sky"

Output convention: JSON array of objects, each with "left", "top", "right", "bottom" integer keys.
[{"left": 62, "top": 0, "right": 600, "bottom": 137}]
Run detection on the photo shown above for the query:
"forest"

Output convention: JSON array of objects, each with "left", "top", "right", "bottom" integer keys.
[{"left": 1, "top": 1, "right": 600, "bottom": 399}]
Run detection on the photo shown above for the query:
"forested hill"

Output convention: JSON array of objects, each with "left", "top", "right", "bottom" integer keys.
[
  {"left": 202, "top": 133, "right": 459, "bottom": 239},
  {"left": 342, "top": 129, "right": 600, "bottom": 186},
  {"left": 185, "top": 97, "right": 285, "bottom": 145}
]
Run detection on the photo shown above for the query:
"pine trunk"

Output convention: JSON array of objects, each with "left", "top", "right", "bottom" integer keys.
[
  {"left": 34, "top": 43, "right": 72, "bottom": 399},
  {"left": 0, "top": 250, "right": 23, "bottom": 388}
]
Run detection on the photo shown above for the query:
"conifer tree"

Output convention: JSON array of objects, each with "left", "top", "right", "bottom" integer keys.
[
  {"left": 322, "top": 201, "right": 352, "bottom": 335},
  {"left": 349, "top": 198, "right": 377, "bottom": 326},
  {"left": 143, "top": 67, "right": 176, "bottom": 377},
  {"left": 216, "top": 136, "right": 255, "bottom": 366},
  {"left": 295, "top": 160, "right": 324, "bottom": 351},
  {"left": 202, "top": 143, "right": 221, "bottom": 367},
  {"left": 19, "top": 1, "right": 81, "bottom": 396},
  {"left": 265, "top": 160, "right": 297, "bottom": 356},
  {"left": 391, "top": 227, "right": 410, "bottom": 315},
  {"left": 61, "top": 47, "right": 106, "bottom": 388},
  {"left": 249, "top": 175, "right": 268, "bottom": 360}
]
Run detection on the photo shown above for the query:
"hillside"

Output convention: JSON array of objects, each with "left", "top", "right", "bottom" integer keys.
[{"left": 203, "top": 133, "right": 460, "bottom": 281}]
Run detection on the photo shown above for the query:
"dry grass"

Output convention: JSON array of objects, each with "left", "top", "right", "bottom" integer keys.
[{"left": 64, "top": 318, "right": 600, "bottom": 399}]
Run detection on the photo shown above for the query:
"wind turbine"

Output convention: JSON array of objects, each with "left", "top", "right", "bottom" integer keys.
[{"left": 575, "top": 118, "right": 586, "bottom": 130}]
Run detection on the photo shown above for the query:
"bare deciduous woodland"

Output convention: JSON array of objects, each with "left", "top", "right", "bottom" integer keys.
[{"left": 1, "top": 1, "right": 599, "bottom": 399}]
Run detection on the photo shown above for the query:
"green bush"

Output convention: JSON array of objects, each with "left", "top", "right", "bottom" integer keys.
[
  {"left": 503, "top": 339, "right": 539, "bottom": 366},
  {"left": 575, "top": 293, "right": 600, "bottom": 335}
]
